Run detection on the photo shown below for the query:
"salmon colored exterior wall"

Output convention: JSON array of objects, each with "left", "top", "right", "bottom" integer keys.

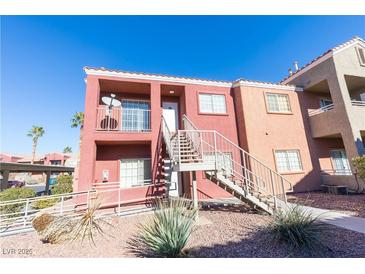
[
  {"left": 78, "top": 74, "right": 238, "bottom": 201},
  {"left": 78, "top": 52, "right": 363, "bottom": 201},
  {"left": 233, "top": 85, "right": 348, "bottom": 192}
]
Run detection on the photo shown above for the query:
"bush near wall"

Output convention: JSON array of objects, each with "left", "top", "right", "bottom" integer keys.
[
  {"left": 32, "top": 198, "right": 60, "bottom": 209},
  {"left": 353, "top": 156, "right": 365, "bottom": 181},
  {"left": 0, "top": 188, "right": 36, "bottom": 215},
  {"left": 32, "top": 175, "right": 73, "bottom": 210},
  {"left": 52, "top": 174, "right": 73, "bottom": 195}
]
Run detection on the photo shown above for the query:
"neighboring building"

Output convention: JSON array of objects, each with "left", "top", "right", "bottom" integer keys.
[
  {"left": 43, "top": 152, "right": 72, "bottom": 166},
  {"left": 0, "top": 153, "right": 23, "bottom": 163},
  {"left": 78, "top": 37, "right": 365, "bottom": 208}
]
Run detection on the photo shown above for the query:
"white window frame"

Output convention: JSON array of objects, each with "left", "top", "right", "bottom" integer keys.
[
  {"left": 198, "top": 93, "right": 227, "bottom": 114},
  {"left": 121, "top": 99, "right": 151, "bottom": 132},
  {"left": 119, "top": 158, "right": 152, "bottom": 189},
  {"left": 330, "top": 149, "right": 351, "bottom": 175},
  {"left": 355, "top": 46, "right": 365, "bottom": 67},
  {"left": 274, "top": 149, "right": 303, "bottom": 173},
  {"left": 265, "top": 93, "right": 292, "bottom": 113}
]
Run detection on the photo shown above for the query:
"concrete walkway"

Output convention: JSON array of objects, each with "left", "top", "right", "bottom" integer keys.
[{"left": 290, "top": 204, "right": 365, "bottom": 234}]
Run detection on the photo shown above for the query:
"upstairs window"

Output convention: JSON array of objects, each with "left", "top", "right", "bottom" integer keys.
[
  {"left": 275, "top": 150, "right": 303, "bottom": 173},
  {"left": 121, "top": 100, "right": 151, "bottom": 131},
  {"left": 199, "top": 94, "right": 227, "bottom": 114},
  {"left": 356, "top": 47, "right": 365, "bottom": 67},
  {"left": 266, "top": 93, "right": 292, "bottom": 113}
]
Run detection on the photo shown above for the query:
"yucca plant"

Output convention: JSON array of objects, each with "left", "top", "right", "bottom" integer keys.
[
  {"left": 32, "top": 198, "right": 111, "bottom": 246},
  {"left": 129, "top": 197, "right": 197, "bottom": 257},
  {"left": 270, "top": 204, "right": 327, "bottom": 252},
  {"left": 68, "top": 198, "right": 112, "bottom": 246}
]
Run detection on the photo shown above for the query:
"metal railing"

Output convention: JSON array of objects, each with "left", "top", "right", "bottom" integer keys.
[
  {"left": 320, "top": 169, "right": 353, "bottom": 176},
  {"left": 179, "top": 115, "right": 292, "bottom": 204},
  {"left": 351, "top": 100, "right": 365, "bottom": 107},
  {"left": 96, "top": 106, "right": 151, "bottom": 132},
  {"left": 0, "top": 186, "right": 156, "bottom": 235},
  {"left": 161, "top": 116, "right": 173, "bottom": 159},
  {"left": 308, "top": 103, "right": 334, "bottom": 117}
]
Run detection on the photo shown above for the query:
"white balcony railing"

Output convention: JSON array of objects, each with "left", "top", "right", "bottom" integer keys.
[
  {"left": 308, "top": 103, "right": 334, "bottom": 117},
  {"left": 351, "top": 100, "right": 365, "bottom": 107},
  {"left": 320, "top": 169, "right": 353, "bottom": 176},
  {"left": 96, "top": 106, "right": 151, "bottom": 132}
]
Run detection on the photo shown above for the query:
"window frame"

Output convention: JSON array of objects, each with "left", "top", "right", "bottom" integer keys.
[
  {"left": 198, "top": 92, "right": 228, "bottom": 115},
  {"left": 119, "top": 158, "right": 152, "bottom": 189},
  {"left": 121, "top": 99, "right": 151, "bottom": 132},
  {"left": 264, "top": 92, "right": 292, "bottom": 114},
  {"left": 274, "top": 149, "right": 303, "bottom": 174},
  {"left": 355, "top": 46, "right": 365, "bottom": 67}
]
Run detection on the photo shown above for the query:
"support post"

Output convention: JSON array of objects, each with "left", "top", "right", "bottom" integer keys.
[
  {"left": 1, "top": 170, "right": 9, "bottom": 191},
  {"left": 213, "top": 131, "right": 218, "bottom": 170},
  {"left": 192, "top": 171, "right": 198, "bottom": 209},
  {"left": 44, "top": 171, "right": 51, "bottom": 195},
  {"left": 269, "top": 170, "right": 277, "bottom": 210}
]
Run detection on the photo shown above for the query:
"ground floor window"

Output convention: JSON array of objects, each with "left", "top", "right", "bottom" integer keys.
[
  {"left": 119, "top": 158, "right": 151, "bottom": 188},
  {"left": 274, "top": 150, "right": 303, "bottom": 173},
  {"left": 330, "top": 149, "right": 351, "bottom": 175}
]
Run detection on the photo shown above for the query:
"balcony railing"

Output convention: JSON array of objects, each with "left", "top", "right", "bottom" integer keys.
[
  {"left": 320, "top": 169, "right": 353, "bottom": 176},
  {"left": 308, "top": 103, "right": 334, "bottom": 117},
  {"left": 351, "top": 100, "right": 365, "bottom": 107},
  {"left": 96, "top": 106, "right": 151, "bottom": 132}
]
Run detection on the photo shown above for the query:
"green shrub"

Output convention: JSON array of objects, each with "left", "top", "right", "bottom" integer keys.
[
  {"left": 52, "top": 174, "right": 73, "bottom": 195},
  {"left": 129, "top": 198, "right": 197, "bottom": 257},
  {"left": 270, "top": 205, "right": 327, "bottom": 252},
  {"left": 32, "top": 198, "right": 60, "bottom": 209},
  {"left": 0, "top": 188, "right": 36, "bottom": 215},
  {"left": 353, "top": 156, "right": 365, "bottom": 181}
]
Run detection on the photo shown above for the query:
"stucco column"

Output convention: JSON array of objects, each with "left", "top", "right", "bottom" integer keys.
[
  {"left": 77, "top": 76, "right": 100, "bottom": 191},
  {"left": 150, "top": 82, "right": 161, "bottom": 184},
  {"left": 191, "top": 171, "right": 198, "bottom": 209}
]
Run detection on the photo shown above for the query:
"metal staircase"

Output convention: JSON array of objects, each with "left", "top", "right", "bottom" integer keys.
[{"left": 161, "top": 115, "right": 293, "bottom": 214}]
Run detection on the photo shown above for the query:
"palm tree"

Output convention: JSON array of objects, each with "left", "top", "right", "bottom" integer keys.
[
  {"left": 63, "top": 146, "right": 72, "bottom": 153},
  {"left": 27, "top": 126, "right": 45, "bottom": 164},
  {"left": 71, "top": 112, "right": 84, "bottom": 129},
  {"left": 71, "top": 112, "right": 84, "bottom": 188}
]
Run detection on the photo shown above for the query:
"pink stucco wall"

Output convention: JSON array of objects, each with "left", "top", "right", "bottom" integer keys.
[{"left": 78, "top": 74, "right": 238, "bottom": 201}]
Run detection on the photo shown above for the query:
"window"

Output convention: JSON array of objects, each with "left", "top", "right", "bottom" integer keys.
[
  {"left": 330, "top": 150, "right": 351, "bottom": 175},
  {"left": 275, "top": 150, "right": 303, "bottom": 173},
  {"left": 121, "top": 100, "right": 151, "bottom": 131},
  {"left": 120, "top": 159, "right": 151, "bottom": 188},
  {"left": 199, "top": 94, "right": 227, "bottom": 114},
  {"left": 319, "top": 98, "right": 333, "bottom": 108},
  {"left": 203, "top": 152, "right": 233, "bottom": 175},
  {"left": 50, "top": 160, "right": 62, "bottom": 166},
  {"left": 266, "top": 93, "right": 291, "bottom": 113},
  {"left": 356, "top": 47, "right": 365, "bottom": 67}
]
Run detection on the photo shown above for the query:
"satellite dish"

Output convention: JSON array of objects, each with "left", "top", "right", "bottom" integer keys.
[{"left": 102, "top": 93, "right": 121, "bottom": 109}]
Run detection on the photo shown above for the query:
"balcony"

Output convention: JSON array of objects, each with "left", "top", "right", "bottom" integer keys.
[
  {"left": 308, "top": 103, "right": 334, "bottom": 117},
  {"left": 96, "top": 106, "right": 151, "bottom": 132}
]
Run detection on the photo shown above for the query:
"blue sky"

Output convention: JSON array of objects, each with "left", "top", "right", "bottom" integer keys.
[{"left": 1, "top": 16, "right": 365, "bottom": 155}]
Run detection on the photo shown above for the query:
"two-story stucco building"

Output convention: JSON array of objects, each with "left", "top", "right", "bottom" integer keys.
[{"left": 77, "top": 37, "right": 365, "bottom": 212}]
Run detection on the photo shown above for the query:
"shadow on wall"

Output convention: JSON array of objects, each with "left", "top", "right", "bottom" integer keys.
[{"left": 148, "top": 125, "right": 166, "bottom": 199}]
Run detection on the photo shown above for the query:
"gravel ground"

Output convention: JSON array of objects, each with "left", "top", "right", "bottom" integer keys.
[
  {"left": 1, "top": 205, "right": 364, "bottom": 258},
  {"left": 287, "top": 191, "right": 365, "bottom": 217}
]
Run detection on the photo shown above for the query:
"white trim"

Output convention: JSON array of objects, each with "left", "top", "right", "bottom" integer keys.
[
  {"left": 85, "top": 68, "right": 232, "bottom": 88},
  {"left": 85, "top": 67, "right": 302, "bottom": 91},
  {"left": 281, "top": 52, "right": 333, "bottom": 85},
  {"left": 282, "top": 37, "right": 365, "bottom": 84},
  {"left": 232, "top": 79, "right": 302, "bottom": 91}
]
